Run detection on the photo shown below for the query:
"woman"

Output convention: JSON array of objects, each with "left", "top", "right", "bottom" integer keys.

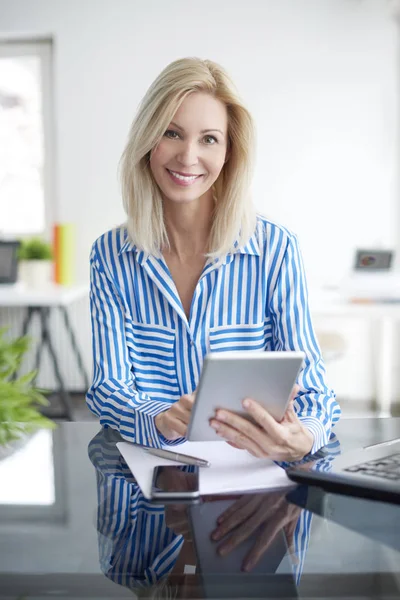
[{"left": 86, "top": 57, "right": 341, "bottom": 462}]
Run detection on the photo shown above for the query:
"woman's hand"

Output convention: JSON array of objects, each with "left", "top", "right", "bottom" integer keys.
[
  {"left": 165, "top": 503, "right": 192, "bottom": 540},
  {"left": 209, "top": 386, "right": 314, "bottom": 461},
  {"left": 210, "top": 492, "right": 302, "bottom": 572},
  {"left": 155, "top": 393, "right": 195, "bottom": 440}
]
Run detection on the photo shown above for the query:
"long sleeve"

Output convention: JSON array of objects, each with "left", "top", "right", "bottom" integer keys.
[
  {"left": 88, "top": 429, "right": 183, "bottom": 590},
  {"left": 86, "top": 245, "right": 183, "bottom": 447},
  {"left": 269, "top": 233, "right": 341, "bottom": 452}
]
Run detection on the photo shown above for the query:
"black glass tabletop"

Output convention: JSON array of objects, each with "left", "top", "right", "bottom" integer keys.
[{"left": 0, "top": 418, "right": 399, "bottom": 599}]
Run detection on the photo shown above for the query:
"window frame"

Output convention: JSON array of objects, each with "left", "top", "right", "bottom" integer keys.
[{"left": 0, "top": 38, "right": 54, "bottom": 239}]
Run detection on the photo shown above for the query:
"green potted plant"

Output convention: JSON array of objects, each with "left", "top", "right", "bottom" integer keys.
[
  {"left": 18, "top": 237, "right": 54, "bottom": 289},
  {"left": 0, "top": 327, "right": 55, "bottom": 459}
]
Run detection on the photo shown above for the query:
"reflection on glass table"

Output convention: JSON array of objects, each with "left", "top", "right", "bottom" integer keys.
[
  {"left": 0, "top": 428, "right": 66, "bottom": 521},
  {"left": 0, "top": 430, "right": 54, "bottom": 505},
  {"left": 0, "top": 420, "right": 400, "bottom": 599},
  {"left": 89, "top": 428, "right": 308, "bottom": 599},
  {"left": 88, "top": 425, "right": 400, "bottom": 600}
]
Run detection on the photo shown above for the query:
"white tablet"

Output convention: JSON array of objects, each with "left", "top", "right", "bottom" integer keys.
[{"left": 187, "top": 351, "right": 304, "bottom": 442}]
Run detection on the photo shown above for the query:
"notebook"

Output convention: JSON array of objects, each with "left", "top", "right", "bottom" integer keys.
[{"left": 116, "top": 440, "right": 294, "bottom": 499}]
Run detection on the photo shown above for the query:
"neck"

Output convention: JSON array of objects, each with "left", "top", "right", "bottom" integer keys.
[{"left": 163, "top": 192, "right": 214, "bottom": 261}]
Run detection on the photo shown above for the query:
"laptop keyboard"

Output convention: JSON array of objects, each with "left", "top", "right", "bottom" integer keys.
[{"left": 344, "top": 452, "right": 400, "bottom": 482}]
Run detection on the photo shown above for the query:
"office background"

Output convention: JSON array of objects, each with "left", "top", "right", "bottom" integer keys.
[{"left": 0, "top": 0, "right": 399, "bottom": 410}]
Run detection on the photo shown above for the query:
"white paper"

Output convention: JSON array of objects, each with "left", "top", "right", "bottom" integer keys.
[{"left": 116, "top": 440, "right": 294, "bottom": 499}]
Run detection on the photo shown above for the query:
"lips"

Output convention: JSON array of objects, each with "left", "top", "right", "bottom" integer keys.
[{"left": 166, "top": 168, "right": 204, "bottom": 186}]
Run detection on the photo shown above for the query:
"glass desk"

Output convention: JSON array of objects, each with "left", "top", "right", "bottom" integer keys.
[{"left": 0, "top": 418, "right": 399, "bottom": 599}]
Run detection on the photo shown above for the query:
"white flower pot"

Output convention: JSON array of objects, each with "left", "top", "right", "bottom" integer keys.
[{"left": 19, "top": 260, "right": 53, "bottom": 289}]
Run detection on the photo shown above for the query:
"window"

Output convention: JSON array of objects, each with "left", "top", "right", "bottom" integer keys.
[{"left": 0, "top": 40, "right": 53, "bottom": 237}]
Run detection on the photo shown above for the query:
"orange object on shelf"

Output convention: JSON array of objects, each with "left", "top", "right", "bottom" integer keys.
[
  {"left": 52, "top": 223, "right": 75, "bottom": 285},
  {"left": 53, "top": 224, "right": 61, "bottom": 283}
]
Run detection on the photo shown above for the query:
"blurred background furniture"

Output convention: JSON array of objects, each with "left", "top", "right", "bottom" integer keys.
[
  {"left": 317, "top": 330, "right": 347, "bottom": 363},
  {"left": 0, "top": 284, "right": 89, "bottom": 420},
  {"left": 311, "top": 289, "right": 400, "bottom": 417}
]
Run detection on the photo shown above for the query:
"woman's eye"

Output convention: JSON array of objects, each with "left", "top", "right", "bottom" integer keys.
[
  {"left": 164, "top": 130, "right": 179, "bottom": 139},
  {"left": 203, "top": 135, "right": 217, "bottom": 145}
]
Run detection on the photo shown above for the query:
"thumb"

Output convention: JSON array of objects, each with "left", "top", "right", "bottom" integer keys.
[
  {"left": 290, "top": 384, "right": 300, "bottom": 403},
  {"left": 285, "top": 397, "right": 298, "bottom": 424}
]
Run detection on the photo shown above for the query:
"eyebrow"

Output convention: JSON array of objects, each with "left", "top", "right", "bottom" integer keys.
[{"left": 170, "top": 121, "right": 225, "bottom": 137}]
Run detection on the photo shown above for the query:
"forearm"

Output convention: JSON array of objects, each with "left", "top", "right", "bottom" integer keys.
[{"left": 86, "top": 379, "right": 185, "bottom": 447}]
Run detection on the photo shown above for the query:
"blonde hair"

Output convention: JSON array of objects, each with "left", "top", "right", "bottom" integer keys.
[{"left": 119, "top": 57, "right": 256, "bottom": 258}]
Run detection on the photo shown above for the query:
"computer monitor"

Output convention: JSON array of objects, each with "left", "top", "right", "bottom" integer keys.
[
  {"left": 354, "top": 249, "right": 393, "bottom": 271},
  {"left": 0, "top": 241, "right": 20, "bottom": 284}
]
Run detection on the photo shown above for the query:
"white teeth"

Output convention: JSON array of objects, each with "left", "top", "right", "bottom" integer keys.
[{"left": 169, "top": 170, "right": 199, "bottom": 182}]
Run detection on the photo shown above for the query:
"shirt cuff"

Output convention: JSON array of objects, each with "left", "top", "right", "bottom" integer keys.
[
  {"left": 298, "top": 416, "right": 329, "bottom": 455},
  {"left": 127, "top": 399, "right": 186, "bottom": 448}
]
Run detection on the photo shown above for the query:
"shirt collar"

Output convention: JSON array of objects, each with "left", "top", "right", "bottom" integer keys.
[
  {"left": 118, "top": 229, "right": 260, "bottom": 263},
  {"left": 118, "top": 233, "right": 150, "bottom": 264},
  {"left": 218, "top": 231, "right": 260, "bottom": 266}
]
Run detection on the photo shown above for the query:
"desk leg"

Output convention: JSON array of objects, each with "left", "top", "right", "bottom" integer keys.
[
  {"left": 375, "top": 317, "right": 394, "bottom": 417},
  {"left": 21, "top": 306, "right": 34, "bottom": 337},
  {"left": 39, "top": 307, "right": 75, "bottom": 421},
  {"left": 60, "top": 306, "right": 90, "bottom": 389}
]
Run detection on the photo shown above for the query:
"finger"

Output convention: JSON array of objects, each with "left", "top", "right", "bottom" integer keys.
[
  {"left": 290, "top": 384, "right": 300, "bottom": 402},
  {"left": 242, "top": 399, "right": 285, "bottom": 443},
  {"left": 212, "top": 497, "right": 261, "bottom": 540},
  {"left": 226, "top": 441, "right": 243, "bottom": 450},
  {"left": 213, "top": 410, "right": 273, "bottom": 456},
  {"left": 163, "top": 416, "right": 188, "bottom": 437},
  {"left": 180, "top": 394, "right": 195, "bottom": 411},
  {"left": 175, "top": 398, "right": 193, "bottom": 414},
  {"left": 242, "top": 524, "right": 281, "bottom": 572},
  {"left": 283, "top": 398, "right": 299, "bottom": 425},
  {"left": 216, "top": 495, "right": 252, "bottom": 524},
  {"left": 218, "top": 492, "right": 282, "bottom": 528},
  {"left": 210, "top": 419, "right": 267, "bottom": 458},
  {"left": 217, "top": 508, "right": 268, "bottom": 557},
  {"left": 170, "top": 403, "right": 193, "bottom": 425}
]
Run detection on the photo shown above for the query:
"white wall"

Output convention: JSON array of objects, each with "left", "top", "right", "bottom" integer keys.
[{"left": 1, "top": 0, "right": 399, "bottom": 402}]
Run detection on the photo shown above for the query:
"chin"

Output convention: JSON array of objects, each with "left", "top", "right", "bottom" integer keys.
[
  {"left": 164, "top": 192, "right": 204, "bottom": 205},
  {"left": 160, "top": 184, "right": 213, "bottom": 205}
]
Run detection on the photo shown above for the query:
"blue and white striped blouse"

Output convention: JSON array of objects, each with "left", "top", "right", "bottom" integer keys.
[{"left": 86, "top": 215, "right": 341, "bottom": 452}]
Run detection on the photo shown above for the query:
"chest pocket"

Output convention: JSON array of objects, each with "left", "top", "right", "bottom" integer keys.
[
  {"left": 209, "top": 321, "right": 272, "bottom": 353},
  {"left": 127, "top": 322, "right": 180, "bottom": 402}
]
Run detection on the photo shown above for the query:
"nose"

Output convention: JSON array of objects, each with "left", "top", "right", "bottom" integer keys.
[{"left": 176, "top": 140, "right": 199, "bottom": 167}]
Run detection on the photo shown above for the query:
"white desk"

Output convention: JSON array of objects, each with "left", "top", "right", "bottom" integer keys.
[
  {"left": 310, "top": 289, "right": 400, "bottom": 417},
  {"left": 0, "top": 283, "right": 88, "bottom": 307},
  {"left": 0, "top": 283, "right": 89, "bottom": 420}
]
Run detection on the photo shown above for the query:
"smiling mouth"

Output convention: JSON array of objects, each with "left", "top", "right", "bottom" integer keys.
[{"left": 166, "top": 168, "right": 204, "bottom": 185}]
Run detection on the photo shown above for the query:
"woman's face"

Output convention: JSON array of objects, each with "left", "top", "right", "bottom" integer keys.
[{"left": 150, "top": 92, "right": 229, "bottom": 205}]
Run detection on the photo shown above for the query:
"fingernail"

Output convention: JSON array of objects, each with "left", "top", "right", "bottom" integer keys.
[
  {"left": 242, "top": 398, "right": 251, "bottom": 409},
  {"left": 216, "top": 410, "right": 226, "bottom": 421},
  {"left": 242, "top": 561, "right": 253, "bottom": 572},
  {"left": 211, "top": 421, "right": 220, "bottom": 431},
  {"left": 218, "top": 545, "right": 228, "bottom": 556},
  {"left": 211, "top": 530, "right": 221, "bottom": 541}
]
